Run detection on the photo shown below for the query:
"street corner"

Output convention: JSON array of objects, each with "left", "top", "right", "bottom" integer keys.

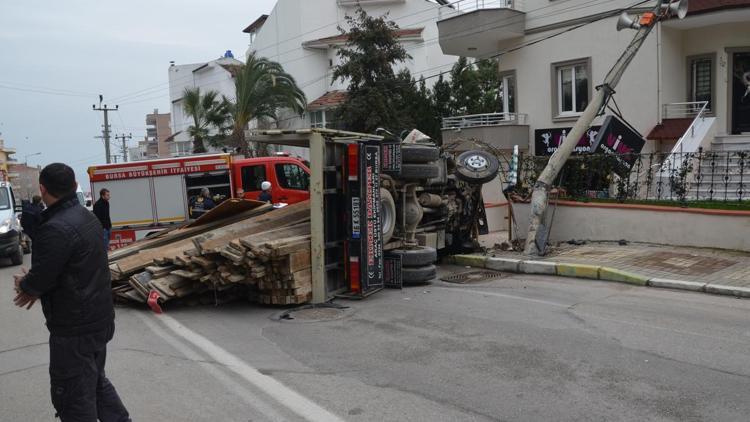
[
  {"left": 705, "top": 284, "right": 750, "bottom": 298},
  {"left": 485, "top": 257, "right": 521, "bottom": 273},
  {"left": 648, "top": 278, "right": 707, "bottom": 292},
  {"left": 556, "top": 263, "right": 601, "bottom": 280},
  {"left": 598, "top": 267, "right": 649, "bottom": 286},
  {"left": 451, "top": 254, "right": 488, "bottom": 269}
]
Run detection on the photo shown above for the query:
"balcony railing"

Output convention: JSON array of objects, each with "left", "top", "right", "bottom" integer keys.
[
  {"left": 662, "top": 101, "right": 709, "bottom": 119},
  {"left": 439, "top": 0, "right": 523, "bottom": 18},
  {"left": 442, "top": 112, "right": 528, "bottom": 130}
]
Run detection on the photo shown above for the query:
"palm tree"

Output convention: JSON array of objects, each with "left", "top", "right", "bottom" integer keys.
[
  {"left": 230, "top": 53, "right": 307, "bottom": 154},
  {"left": 182, "top": 87, "right": 230, "bottom": 153}
]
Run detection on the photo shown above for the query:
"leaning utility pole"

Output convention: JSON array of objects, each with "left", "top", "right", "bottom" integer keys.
[
  {"left": 524, "top": 0, "right": 688, "bottom": 255},
  {"left": 92, "top": 95, "right": 118, "bottom": 164},
  {"left": 115, "top": 133, "right": 132, "bottom": 163}
]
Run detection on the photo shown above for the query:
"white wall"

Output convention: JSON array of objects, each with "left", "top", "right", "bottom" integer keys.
[
  {"left": 248, "top": 0, "right": 458, "bottom": 124},
  {"left": 511, "top": 201, "right": 750, "bottom": 252},
  {"left": 168, "top": 58, "right": 240, "bottom": 145},
  {"left": 495, "top": 15, "right": 660, "bottom": 154}
]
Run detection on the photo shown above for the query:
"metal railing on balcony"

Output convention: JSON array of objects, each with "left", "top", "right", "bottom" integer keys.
[
  {"left": 442, "top": 112, "right": 528, "bottom": 130},
  {"left": 439, "top": 0, "right": 523, "bottom": 18},
  {"left": 662, "top": 101, "right": 709, "bottom": 119}
]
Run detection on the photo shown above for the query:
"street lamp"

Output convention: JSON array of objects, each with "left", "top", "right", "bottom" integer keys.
[{"left": 24, "top": 152, "right": 41, "bottom": 165}]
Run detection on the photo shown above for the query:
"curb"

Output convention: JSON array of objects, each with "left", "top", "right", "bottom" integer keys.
[{"left": 449, "top": 255, "right": 746, "bottom": 299}]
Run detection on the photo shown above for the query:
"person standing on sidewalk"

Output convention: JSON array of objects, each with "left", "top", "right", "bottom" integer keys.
[
  {"left": 93, "top": 188, "right": 111, "bottom": 251},
  {"left": 13, "top": 163, "right": 131, "bottom": 422}
]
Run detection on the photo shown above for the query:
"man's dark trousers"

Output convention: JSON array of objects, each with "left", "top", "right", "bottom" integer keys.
[{"left": 49, "top": 322, "right": 130, "bottom": 422}]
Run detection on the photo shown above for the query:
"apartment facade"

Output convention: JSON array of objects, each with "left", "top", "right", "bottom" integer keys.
[
  {"left": 436, "top": 0, "right": 750, "bottom": 156},
  {"left": 167, "top": 54, "right": 242, "bottom": 156},
  {"left": 243, "top": 0, "right": 459, "bottom": 130},
  {"left": 8, "top": 163, "right": 40, "bottom": 201}
]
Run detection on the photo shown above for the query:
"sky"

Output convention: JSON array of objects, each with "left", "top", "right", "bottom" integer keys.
[{"left": 0, "top": 0, "right": 277, "bottom": 191}]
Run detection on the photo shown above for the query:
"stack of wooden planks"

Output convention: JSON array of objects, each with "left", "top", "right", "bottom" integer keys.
[{"left": 110, "top": 200, "right": 313, "bottom": 310}]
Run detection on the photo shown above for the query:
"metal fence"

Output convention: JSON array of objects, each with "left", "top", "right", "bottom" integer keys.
[
  {"left": 442, "top": 112, "right": 528, "bottom": 129},
  {"left": 507, "top": 149, "right": 749, "bottom": 204}
]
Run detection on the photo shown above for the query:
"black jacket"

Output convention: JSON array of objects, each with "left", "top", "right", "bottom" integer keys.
[
  {"left": 93, "top": 198, "right": 111, "bottom": 229},
  {"left": 21, "top": 194, "right": 114, "bottom": 336},
  {"left": 20, "top": 201, "right": 44, "bottom": 241}
]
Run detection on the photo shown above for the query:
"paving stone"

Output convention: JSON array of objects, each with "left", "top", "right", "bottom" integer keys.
[
  {"left": 648, "top": 278, "right": 706, "bottom": 292},
  {"left": 519, "top": 260, "right": 557, "bottom": 275},
  {"left": 486, "top": 257, "right": 520, "bottom": 273}
]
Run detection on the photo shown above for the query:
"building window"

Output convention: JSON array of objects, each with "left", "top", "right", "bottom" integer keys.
[
  {"left": 552, "top": 58, "right": 591, "bottom": 118},
  {"left": 499, "top": 71, "right": 516, "bottom": 118},
  {"left": 310, "top": 110, "right": 325, "bottom": 128},
  {"left": 275, "top": 163, "right": 309, "bottom": 190},
  {"left": 688, "top": 54, "right": 715, "bottom": 112}
]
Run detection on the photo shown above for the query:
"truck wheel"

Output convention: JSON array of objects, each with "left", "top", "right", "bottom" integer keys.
[
  {"left": 389, "top": 246, "right": 437, "bottom": 267},
  {"left": 455, "top": 150, "right": 500, "bottom": 184},
  {"left": 402, "top": 264, "right": 437, "bottom": 284},
  {"left": 400, "top": 164, "right": 439, "bottom": 180},
  {"left": 381, "top": 188, "right": 396, "bottom": 244},
  {"left": 402, "top": 145, "right": 439, "bottom": 163},
  {"left": 22, "top": 235, "right": 31, "bottom": 255},
  {"left": 10, "top": 244, "right": 23, "bottom": 266}
]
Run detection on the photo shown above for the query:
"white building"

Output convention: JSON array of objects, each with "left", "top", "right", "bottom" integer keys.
[
  {"left": 243, "top": 0, "right": 459, "bottom": 130},
  {"left": 167, "top": 54, "right": 242, "bottom": 156},
  {"left": 435, "top": 0, "right": 750, "bottom": 156}
]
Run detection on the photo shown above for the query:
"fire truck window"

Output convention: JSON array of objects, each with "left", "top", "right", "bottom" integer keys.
[
  {"left": 275, "top": 164, "right": 309, "bottom": 190},
  {"left": 241, "top": 165, "right": 266, "bottom": 191}
]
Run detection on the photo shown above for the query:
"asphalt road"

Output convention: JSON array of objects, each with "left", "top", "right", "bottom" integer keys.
[{"left": 2, "top": 256, "right": 750, "bottom": 422}]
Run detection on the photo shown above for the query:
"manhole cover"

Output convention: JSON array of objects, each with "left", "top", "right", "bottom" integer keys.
[
  {"left": 441, "top": 270, "right": 504, "bottom": 284},
  {"left": 277, "top": 306, "right": 349, "bottom": 323}
]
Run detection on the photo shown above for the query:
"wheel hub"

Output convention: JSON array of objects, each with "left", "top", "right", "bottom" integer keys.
[{"left": 465, "top": 154, "right": 488, "bottom": 172}]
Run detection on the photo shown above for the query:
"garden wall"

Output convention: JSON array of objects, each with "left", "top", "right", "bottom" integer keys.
[{"left": 511, "top": 201, "right": 750, "bottom": 252}]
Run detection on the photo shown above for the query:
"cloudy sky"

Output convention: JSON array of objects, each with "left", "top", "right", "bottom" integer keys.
[{"left": 0, "top": 0, "right": 276, "bottom": 190}]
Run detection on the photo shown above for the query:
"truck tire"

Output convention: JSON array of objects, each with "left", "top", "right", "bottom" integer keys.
[
  {"left": 22, "top": 235, "right": 31, "bottom": 255},
  {"left": 402, "top": 264, "right": 437, "bottom": 284},
  {"left": 455, "top": 150, "right": 500, "bottom": 184},
  {"left": 10, "top": 244, "right": 23, "bottom": 266},
  {"left": 389, "top": 246, "right": 437, "bottom": 267},
  {"left": 381, "top": 188, "right": 396, "bottom": 244},
  {"left": 400, "top": 164, "right": 439, "bottom": 180},
  {"left": 402, "top": 145, "right": 439, "bottom": 163}
]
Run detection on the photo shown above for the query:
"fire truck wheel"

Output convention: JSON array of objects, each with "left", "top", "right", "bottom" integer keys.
[
  {"left": 402, "top": 145, "right": 439, "bottom": 163},
  {"left": 390, "top": 246, "right": 437, "bottom": 267},
  {"left": 381, "top": 188, "right": 396, "bottom": 244},
  {"left": 455, "top": 150, "right": 500, "bottom": 184},
  {"left": 400, "top": 164, "right": 439, "bottom": 180},
  {"left": 402, "top": 264, "right": 437, "bottom": 284}
]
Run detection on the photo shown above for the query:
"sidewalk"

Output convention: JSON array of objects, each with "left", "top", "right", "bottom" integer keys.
[{"left": 464, "top": 234, "right": 750, "bottom": 296}]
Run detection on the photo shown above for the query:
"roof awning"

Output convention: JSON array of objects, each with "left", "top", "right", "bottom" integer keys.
[
  {"left": 647, "top": 118, "right": 693, "bottom": 141},
  {"left": 303, "top": 28, "right": 424, "bottom": 49}
]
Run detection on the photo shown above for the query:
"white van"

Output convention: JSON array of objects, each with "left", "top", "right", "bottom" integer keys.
[{"left": 0, "top": 182, "right": 25, "bottom": 265}]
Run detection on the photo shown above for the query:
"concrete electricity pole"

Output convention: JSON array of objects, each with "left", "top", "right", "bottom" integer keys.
[
  {"left": 92, "top": 95, "right": 118, "bottom": 164},
  {"left": 524, "top": 0, "right": 689, "bottom": 255},
  {"left": 115, "top": 133, "right": 132, "bottom": 163}
]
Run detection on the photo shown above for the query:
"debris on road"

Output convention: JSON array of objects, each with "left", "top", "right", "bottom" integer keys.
[{"left": 109, "top": 199, "right": 313, "bottom": 310}]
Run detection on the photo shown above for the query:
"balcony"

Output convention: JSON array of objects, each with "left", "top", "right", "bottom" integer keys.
[
  {"left": 437, "top": 0, "right": 525, "bottom": 58},
  {"left": 441, "top": 112, "right": 529, "bottom": 151},
  {"left": 337, "top": 0, "right": 404, "bottom": 5}
]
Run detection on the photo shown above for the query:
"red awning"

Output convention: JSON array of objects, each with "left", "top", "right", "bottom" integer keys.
[{"left": 646, "top": 118, "right": 693, "bottom": 141}]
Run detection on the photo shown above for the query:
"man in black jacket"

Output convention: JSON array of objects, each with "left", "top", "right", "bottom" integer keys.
[
  {"left": 93, "top": 188, "right": 112, "bottom": 251},
  {"left": 13, "top": 163, "right": 130, "bottom": 422},
  {"left": 20, "top": 195, "right": 44, "bottom": 242}
]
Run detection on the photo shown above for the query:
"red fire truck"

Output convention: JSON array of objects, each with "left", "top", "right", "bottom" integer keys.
[{"left": 88, "top": 153, "right": 311, "bottom": 250}]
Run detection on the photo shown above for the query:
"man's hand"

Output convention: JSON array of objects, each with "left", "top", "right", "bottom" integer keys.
[
  {"left": 13, "top": 267, "right": 28, "bottom": 292},
  {"left": 13, "top": 268, "right": 36, "bottom": 309},
  {"left": 14, "top": 291, "right": 37, "bottom": 309}
]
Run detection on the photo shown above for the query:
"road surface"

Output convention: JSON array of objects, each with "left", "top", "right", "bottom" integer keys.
[{"left": 2, "top": 257, "right": 750, "bottom": 421}]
